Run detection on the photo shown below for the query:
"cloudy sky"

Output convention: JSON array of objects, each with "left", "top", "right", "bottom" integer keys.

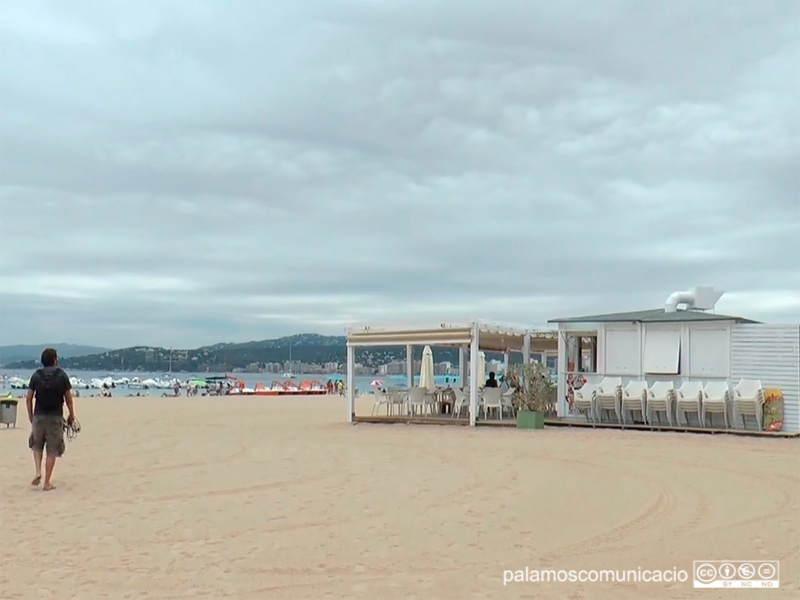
[{"left": 1, "top": 0, "right": 798, "bottom": 349}]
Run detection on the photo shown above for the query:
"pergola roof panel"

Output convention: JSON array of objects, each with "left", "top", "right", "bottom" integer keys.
[{"left": 346, "top": 321, "right": 558, "bottom": 352}]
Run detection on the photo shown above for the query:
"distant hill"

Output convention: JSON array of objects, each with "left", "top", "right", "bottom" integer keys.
[
  {"left": 0, "top": 343, "right": 111, "bottom": 367},
  {"left": 2, "top": 334, "right": 503, "bottom": 372}
]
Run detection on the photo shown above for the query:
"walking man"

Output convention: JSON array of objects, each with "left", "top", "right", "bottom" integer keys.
[{"left": 26, "top": 348, "right": 76, "bottom": 491}]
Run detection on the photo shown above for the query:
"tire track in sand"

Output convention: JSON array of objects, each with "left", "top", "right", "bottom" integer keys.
[
  {"left": 527, "top": 451, "right": 681, "bottom": 561},
  {"left": 545, "top": 449, "right": 797, "bottom": 561}
]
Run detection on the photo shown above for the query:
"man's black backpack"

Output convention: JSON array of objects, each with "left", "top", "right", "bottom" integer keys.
[{"left": 38, "top": 367, "right": 63, "bottom": 394}]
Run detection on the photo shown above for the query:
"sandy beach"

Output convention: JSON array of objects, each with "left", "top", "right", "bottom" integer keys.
[{"left": 1, "top": 394, "right": 798, "bottom": 599}]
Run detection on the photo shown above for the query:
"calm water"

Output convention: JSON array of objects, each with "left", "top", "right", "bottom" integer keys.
[{"left": 0, "top": 369, "right": 462, "bottom": 393}]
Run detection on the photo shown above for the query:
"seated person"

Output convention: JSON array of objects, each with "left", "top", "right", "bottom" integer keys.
[{"left": 485, "top": 372, "right": 499, "bottom": 388}]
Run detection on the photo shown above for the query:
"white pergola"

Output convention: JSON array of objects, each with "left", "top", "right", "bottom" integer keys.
[{"left": 345, "top": 321, "right": 558, "bottom": 426}]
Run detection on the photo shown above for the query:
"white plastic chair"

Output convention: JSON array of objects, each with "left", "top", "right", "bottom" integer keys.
[
  {"left": 646, "top": 381, "right": 674, "bottom": 425},
  {"left": 675, "top": 381, "right": 704, "bottom": 427},
  {"left": 501, "top": 389, "right": 516, "bottom": 418},
  {"left": 733, "top": 379, "right": 764, "bottom": 430},
  {"left": 451, "top": 388, "right": 470, "bottom": 419},
  {"left": 621, "top": 380, "right": 648, "bottom": 425},
  {"left": 370, "top": 389, "right": 391, "bottom": 415},
  {"left": 388, "top": 390, "right": 407, "bottom": 416},
  {"left": 573, "top": 383, "right": 597, "bottom": 422},
  {"left": 481, "top": 388, "right": 504, "bottom": 420},
  {"left": 407, "top": 387, "right": 430, "bottom": 416},
  {"left": 595, "top": 377, "right": 622, "bottom": 423},
  {"left": 425, "top": 389, "right": 441, "bottom": 415},
  {"left": 702, "top": 381, "right": 730, "bottom": 429}
]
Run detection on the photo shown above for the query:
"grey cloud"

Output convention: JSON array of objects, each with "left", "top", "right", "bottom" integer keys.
[{"left": 1, "top": 0, "right": 798, "bottom": 347}]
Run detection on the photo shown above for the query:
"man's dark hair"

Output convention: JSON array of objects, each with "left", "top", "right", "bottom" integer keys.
[
  {"left": 488, "top": 371, "right": 496, "bottom": 378},
  {"left": 41, "top": 348, "right": 58, "bottom": 367}
]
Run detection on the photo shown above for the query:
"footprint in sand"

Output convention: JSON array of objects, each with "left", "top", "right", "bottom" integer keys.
[{"left": 750, "top": 537, "right": 769, "bottom": 557}]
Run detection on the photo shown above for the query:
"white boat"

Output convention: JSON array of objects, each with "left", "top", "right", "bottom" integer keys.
[
  {"left": 128, "top": 377, "right": 143, "bottom": 389},
  {"left": 283, "top": 343, "right": 296, "bottom": 378},
  {"left": 70, "top": 377, "right": 91, "bottom": 389},
  {"left": 9, "top": 376, "right": 27, "bottom": 389},
  {"left": 85, "top": 377, "right": 114, "bottom": 389}
]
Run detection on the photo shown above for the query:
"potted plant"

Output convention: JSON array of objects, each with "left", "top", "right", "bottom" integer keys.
[{"left": 506, "top": 362, "right": 556, "bottom": 430}]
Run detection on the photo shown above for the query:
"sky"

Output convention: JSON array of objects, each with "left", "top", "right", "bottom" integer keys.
[{"left": 1, "top": 0, "right": 798, "bottom": 349}]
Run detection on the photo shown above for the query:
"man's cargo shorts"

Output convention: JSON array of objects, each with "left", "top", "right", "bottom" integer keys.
[{"left": 28, "top": 415, "right": 65, "bottom": 457}]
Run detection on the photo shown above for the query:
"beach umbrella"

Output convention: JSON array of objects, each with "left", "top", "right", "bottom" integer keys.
[
  {"left": 189, "top": 379, "right": 207, "bottom": 388},
  {"left": 419, "top": 345, "right": 436, "bottom": 391},
  {"left": 477, "top": 351, "right": 486, "bottom": 388}
]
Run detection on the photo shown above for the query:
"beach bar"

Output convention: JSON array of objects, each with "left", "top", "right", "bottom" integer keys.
[
  {"left": 549, "top": 287, "right": 800, "bottom": 433},
  {"left": 345, "top": 321, "right": 557, "bottom": 425}
]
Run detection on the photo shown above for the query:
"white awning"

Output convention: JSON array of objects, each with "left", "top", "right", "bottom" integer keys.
[{"left": 345, "top": 321, "right": 558, "bottom": 353}]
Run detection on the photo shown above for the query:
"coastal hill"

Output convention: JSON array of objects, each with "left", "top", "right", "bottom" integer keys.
[
  {"left": 2, "top": 334, "right": 498, "bottom": 372},
  {"left": 0, "top": 343, "right": 109, "bottom": 367}
]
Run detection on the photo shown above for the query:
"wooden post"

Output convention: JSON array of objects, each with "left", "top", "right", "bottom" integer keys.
[
  {"left": 406, "top": 344, "right": 413, "bottom": 388},
  {"left": 346, "top": 344, "right": 355, "bottom": 422},
  {"left": 470, "top": 324, "right": 480, "bottom": 426},
  {"left": 523, "top": 331, "right": 531, "bottom": 365}
]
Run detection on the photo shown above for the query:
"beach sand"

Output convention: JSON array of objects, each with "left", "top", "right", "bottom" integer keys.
[{"left": 1, "top": 395, "right": 798, "bottom": 599}]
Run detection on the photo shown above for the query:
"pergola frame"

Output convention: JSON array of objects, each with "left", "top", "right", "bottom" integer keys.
[{"left": 345, "top": 321, "right": 558, "bottom": 426}]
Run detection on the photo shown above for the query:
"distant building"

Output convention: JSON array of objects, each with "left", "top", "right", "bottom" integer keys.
[
  {"left": 380, "top": 361, "right": 405, "bottom": 375},
  {"left": 434, "top": 362, "right": 450, "bottom": 375},
  {"left": 354, "top": 363, "right": 371, "bottom": 375},
  {"left": 487, "top": 359, "right": 506, "bottom": 374}
]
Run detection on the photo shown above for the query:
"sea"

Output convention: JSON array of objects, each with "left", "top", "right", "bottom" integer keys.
[{"left": 0, "top": 368, "right": 462, "bottom": 394}]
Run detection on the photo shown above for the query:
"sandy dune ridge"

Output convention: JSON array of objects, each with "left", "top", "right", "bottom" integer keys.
[{"left": 1, "top": 395, "right": 798, "bottom": 599}]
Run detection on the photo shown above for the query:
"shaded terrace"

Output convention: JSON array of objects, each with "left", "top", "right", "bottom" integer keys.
[{"left": 345, "top": 321, "right": 558, "bottom": 425}]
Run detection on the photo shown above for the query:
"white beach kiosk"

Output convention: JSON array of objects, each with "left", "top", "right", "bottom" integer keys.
[
  {"left": 549, "top": 287, "right": 800, "bottom": 434},
  {"left": 345, "top": 321, "right": 558, "bottom": 425}
]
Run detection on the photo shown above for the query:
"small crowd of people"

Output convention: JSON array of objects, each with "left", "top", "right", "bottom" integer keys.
[{"left": 326, "top": 379, "right": 346, "bottom": 395}]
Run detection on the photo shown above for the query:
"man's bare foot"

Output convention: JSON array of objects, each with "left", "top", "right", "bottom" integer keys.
[
  {"left": 42, "top": 483, "right": 55, "bottom": 491},
  {"left": 31, "top": 475, "right": 41, "bottom": 486}
]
